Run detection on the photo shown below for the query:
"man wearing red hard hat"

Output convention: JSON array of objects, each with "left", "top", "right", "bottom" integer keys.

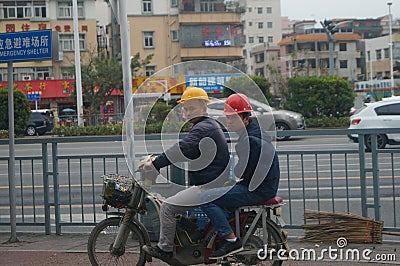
[{"left": 200, "top": 93, "right": 280, "bottom": 259}]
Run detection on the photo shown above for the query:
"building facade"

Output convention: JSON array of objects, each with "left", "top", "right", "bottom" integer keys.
[
  {"left": 242, "top": 0, "right": 282, "bottom": 74},
  {"left": 364, "top": 33, "right": 400, "bottom": 80},
  {"left": 121, "top": 0, "right": 245, "bottom": 78},
  {"left": 0, "top": 0, "right": 100, "bottom": 82},
  {"left": 279, "top": 32, "right": 362, "bottom": 81}
]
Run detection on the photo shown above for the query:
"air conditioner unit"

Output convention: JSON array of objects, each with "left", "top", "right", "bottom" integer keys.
[{"left": 22, "top": 75, "right": 31, "bottom": 81}]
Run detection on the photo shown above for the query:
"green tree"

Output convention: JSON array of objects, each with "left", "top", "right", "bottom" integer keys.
[
  {"left": 222, "top": 75, "right": 273, "bottom": 104},
  {"left": 284, "top": 76, "right": 355, "bottom": 118},
  {"left": 74, "top": 51, "right": 153, "bottom": 113},
  {"left": 78, "top": 53, "right": 123, "bottom": 113},
  {"left": 130, "top": 52, "right": 154, "bottom": 77},
  {"left": 0, "top": 88, "right": 31, "bottom": 133}
]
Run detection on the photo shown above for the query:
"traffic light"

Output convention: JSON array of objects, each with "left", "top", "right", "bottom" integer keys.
[
  {"left": 323, "top": 19, "right": 332, "bottom": 27},
  {"left": 323, "top": 19, "right": 338, "bottom": 34},
  {"left": 327, "top": 24, "right": 339, "bottom": 34}
]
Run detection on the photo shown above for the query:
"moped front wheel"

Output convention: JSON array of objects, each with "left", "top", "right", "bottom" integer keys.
[{"left": 88, "top": 217, "right": 146, "bottom": 266}]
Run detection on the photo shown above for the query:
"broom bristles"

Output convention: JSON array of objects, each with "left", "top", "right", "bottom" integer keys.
[{"left": 302, "top": 209, "right": 383, "bottom": 244}]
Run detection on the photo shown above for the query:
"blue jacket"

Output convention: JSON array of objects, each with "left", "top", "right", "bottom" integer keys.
[
  {"left": 153, "top": 116, "right": 230, "bottom": 186},
  {"left": 234, "top": 122, "right": 280, "bottom": 198}
]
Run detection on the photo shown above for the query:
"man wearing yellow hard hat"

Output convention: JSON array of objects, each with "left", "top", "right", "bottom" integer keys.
[{"left": 142, "top": 87, "right": 230, "bottom": 263}]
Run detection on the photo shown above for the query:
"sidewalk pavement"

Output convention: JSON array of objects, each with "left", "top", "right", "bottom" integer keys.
[{"left": 1, "top": 232, "right": 399, "bottom": 265}]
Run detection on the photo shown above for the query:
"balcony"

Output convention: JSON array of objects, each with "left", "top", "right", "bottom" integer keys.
[
  {"left": 180, "top": 47, "right": 243, "bottom": 60},
  {"left": 179, "top": 12, "right": 242, "bottom": 24}
]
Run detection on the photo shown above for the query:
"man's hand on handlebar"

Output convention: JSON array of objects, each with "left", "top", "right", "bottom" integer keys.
[{"left": 136, "top": 155, "right": 159, "bottom": 182}]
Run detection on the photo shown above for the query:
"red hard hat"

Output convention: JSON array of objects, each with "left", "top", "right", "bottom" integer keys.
[{"left": 223, "top": 93, "right": 253, "bottom": 115}]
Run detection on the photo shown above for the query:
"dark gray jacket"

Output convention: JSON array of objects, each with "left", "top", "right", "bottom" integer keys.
[
  {"left": 153, "top": 116, "right": 230, "bottom": 186},
  {"left": 235, "top": 122, "right": 280, "bottom": 198}
]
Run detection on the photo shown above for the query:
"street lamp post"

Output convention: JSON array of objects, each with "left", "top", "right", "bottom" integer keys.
[{"left": 388, "top": 2, "right": 395, "bottom": 96}]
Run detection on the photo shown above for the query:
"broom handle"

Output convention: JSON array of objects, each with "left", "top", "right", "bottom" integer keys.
[{"left": 382, "top": 231, "right": 400, "bottom": 236}]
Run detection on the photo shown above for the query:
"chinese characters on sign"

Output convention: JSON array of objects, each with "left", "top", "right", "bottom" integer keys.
[
  {"left": 4, "top": 23, "right": 88, "bottom": 33},
  {"left": 0, "top": 30, "right": 52, "bottom": 62},
  {"left": 185, "top": 74, "right": 242, "bottom": 92},
  {"left": 203, "top": 40, "right": 232, "bottom": 47}
]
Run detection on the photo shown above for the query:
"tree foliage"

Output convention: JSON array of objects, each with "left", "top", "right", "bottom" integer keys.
[
  {"left": 222, "top": 75, "right": 273, "bottom": 105},
  {"left": 130, "top": 52, "right": 154, "bottom": 77},
  {"left": 76, "top": 52, "right": 123, "bottom": 113},
  {"left": 0, "top": 88, "right": 31, "bottom": 133},
  {"left": 284, "top": 76, "right": 355, "bottom": 118},
  {"left": 76, "top": 51, "right": 153, "bottom": 113}
]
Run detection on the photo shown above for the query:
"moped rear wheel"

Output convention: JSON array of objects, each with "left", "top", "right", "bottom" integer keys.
[
  {"left": 88, "top": 217, "right": 146, "bottom": 266},
  {"left": 235, "top": 218, "right": 285, "bottom": 265}
]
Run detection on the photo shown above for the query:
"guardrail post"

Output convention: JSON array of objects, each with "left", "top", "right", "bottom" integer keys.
[
  {"left": 41, "top": 143, "right": 51, "bottom": 234},
  {"left": 370, "top": 134, "right": 381, "bottom": 221},
  {"left": 52, "top": 142, "right": 61, "bottom": 235},
  {"left": 358, "top": 134, "right": 368, "bottom": 218}
]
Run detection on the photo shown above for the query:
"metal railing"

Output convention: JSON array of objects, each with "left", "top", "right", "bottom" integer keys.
[{"left": 0, "top": 128, "right": 399, "bottom": 235}]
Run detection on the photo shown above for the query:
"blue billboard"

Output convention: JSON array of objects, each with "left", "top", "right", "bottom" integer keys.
[
  {"left": 185, "top": 73, "right": 242, "bottom": 92},
  {"left": 0, "top": 30, "right": 52, "bottom": 62}
]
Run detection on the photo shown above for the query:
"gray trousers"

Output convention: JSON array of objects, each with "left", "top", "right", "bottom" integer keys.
[{"left": 157, "top": 186, "right": 202, "bottom": 252}]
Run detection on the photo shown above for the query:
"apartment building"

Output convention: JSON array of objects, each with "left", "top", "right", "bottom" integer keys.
[
  {"left": 279, "top": 32, "right": 362, "bottom": 81},
  {"left": 364, "top": 33, "right": 400, "bottom": 80},
  {"left": 121, "top": 0, "right": 245, "bottom": 78},
  {"left": 0, "top": 0, "right": 100, "bottom": 82},
  {"left": 242, "top": 0, "right": 281, "bottom": 74}
]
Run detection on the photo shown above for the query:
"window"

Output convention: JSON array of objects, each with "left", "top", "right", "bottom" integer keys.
[
  {"left": 376, "top": 49, "right": 382, "bottom": 60},
  {"left": 142, "top": 0, "right": 152, "bottom": 13},
  {"left": 257, "top": 7, "right": 262, "bottom": 14},
  {"left": 384, "top": 48, "right": 389, "bottom": 59},
  {"left": 171, "top": 30, "right": 179, "bottom": 41},
  {"left": 208, "top": 102, "right": 224, "bottom": 110},
  {"left": 267, "top": 22, "right": 273, "bottom": 28},
  {"left": 255, "top": 53, "right": 264, "bottom": 63},
  {"left": 145, "top": 66, "right": 156, "bottom": 76},
  {"left": 143, "top": 31, "right": 154, "bottom": 48},
  {"left": 61, "top": 67, "right": 74, "bottom": 79},
  {"left": 171, "top": 0, "right": 178, "bottom": 7},
  {"left": 266, "top": 7, "right": 272, "bottom": 14},
  {"left": 375, "top": 103, "right": 400, "bottom": 115},
  {"left": 339, "top": 43, "right": 347, "bottom": 51},
  {"left": 268, "top": 36, "right": 273, "bottom": 43},
  {"left": 248, "top": 37, "right": 254, "bottom": 43},
  {"left": 258, "top": 36, "right": 264, "bottom": 43},
  {"left": 2, "top": 1, "right": 46, "bottom": 19},
  {"left": 339, "top": 60, "right": 348, "bottom": 68},
  {"left": 200, "top": 0, "right": 216, "bottom": 12},
  {"left": 35, "top": 67, "right": 50, "bottom": 80},
  {"left": 248, "top": 7, "right": 252, "bottom": 12},
  {"left": 258, "top": 22, "right": 263, "bottom": 29},
  {"left": 59, "top": 34, "right": 86, "bottom": 51},
  {"left": 249, "top": 22, "right": 252, "bottom": 27},
  {"left": 58, "top": 1, "right": 84, "bottom": 18}
]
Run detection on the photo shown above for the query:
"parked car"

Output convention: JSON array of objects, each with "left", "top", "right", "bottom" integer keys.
[
  {"left": 207, "top": 98, "right": 306, "bottom": 140},
  {"left": 26, "top": 112, "right": 54, "bottom": 136},
  {"left": 348, "top": 96, "right": 400, "bottom": 150}
]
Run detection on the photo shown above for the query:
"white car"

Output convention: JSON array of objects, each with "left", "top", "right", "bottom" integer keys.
[{"left": 348, "top": 96, "right": 400, "bottom": 149}]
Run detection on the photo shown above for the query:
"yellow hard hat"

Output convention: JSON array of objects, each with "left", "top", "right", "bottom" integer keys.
[{"left": 178, "top": 86, "right": 210, "bottom": 103}]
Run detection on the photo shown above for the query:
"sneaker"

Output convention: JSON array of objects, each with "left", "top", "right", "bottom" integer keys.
[
  {"left": 209, "top": 238, "right": 244, "bottom": 259},
  {"left": 142, "top": 245, "right": 173, "bottom": 262}
]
